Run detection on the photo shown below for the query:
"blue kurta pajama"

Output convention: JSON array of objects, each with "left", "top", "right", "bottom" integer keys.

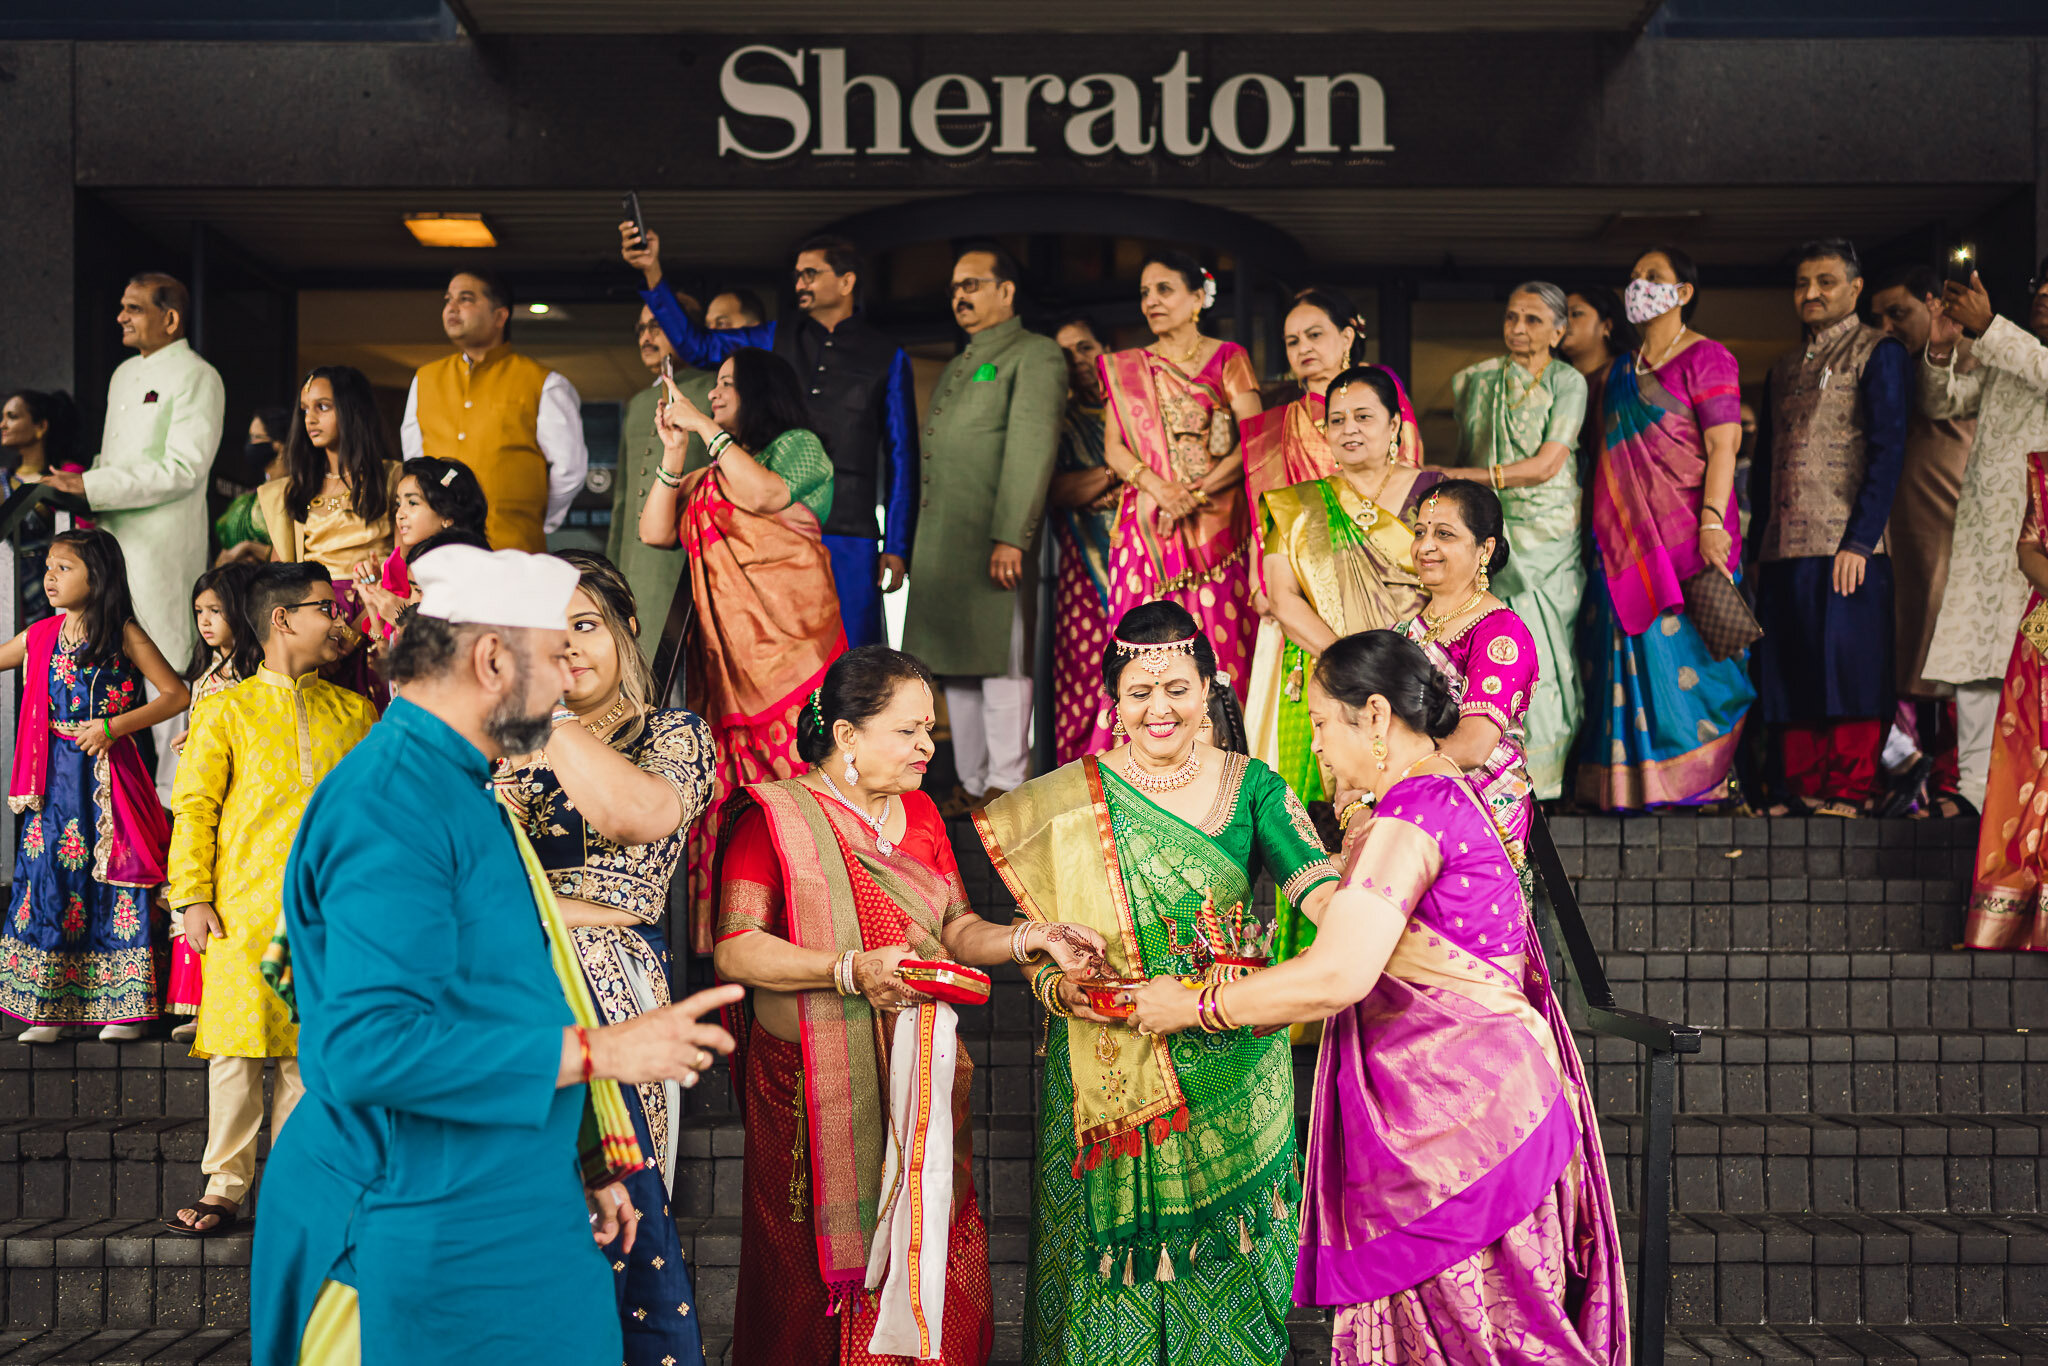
[{"left": 252, "top": 699, "right": 616, "bottom": 1365}]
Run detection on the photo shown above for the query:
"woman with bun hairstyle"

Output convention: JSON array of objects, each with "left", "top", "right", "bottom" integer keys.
[
  {"left": 712, "top": 644, "right": 1107, "bottom": 1366},
  {"left": 1127, "top": 629, "right": 1626, "bottom": 1366},
  {"left": 1398, "top": 482, "right": 1542, "bottom": 856},
  {"left": 977, "top": 601, "right": 1339, "bottom": 1366},
  {"left": 1086, "top": 250, "right": 1267, "bottom": 750}
]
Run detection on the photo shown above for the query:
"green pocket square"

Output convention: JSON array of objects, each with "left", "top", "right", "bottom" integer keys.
[{"left": 971, "top": 363, "right": 998, "bottom": 381}]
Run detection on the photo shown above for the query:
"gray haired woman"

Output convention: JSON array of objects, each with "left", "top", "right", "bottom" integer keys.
[{"left": 1433, "top": 281, "right": 1588, "bottom": 803}]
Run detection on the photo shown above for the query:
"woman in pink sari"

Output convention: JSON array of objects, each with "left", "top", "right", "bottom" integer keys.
[
  {"left": 1578, "top": 246, "right": 1755, "bottom": 809},
  {"left": 1086, "top": 251, "right": 1265, "bottom": 751},
  {"left": 1965, "top": 450, "right": 2048, "bottom": 950},
  {"left": 1129, "top": 629, "right": 1626, "bottom": 1366}
]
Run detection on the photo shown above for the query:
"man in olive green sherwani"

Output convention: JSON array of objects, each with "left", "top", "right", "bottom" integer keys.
[
  {"left": 902, "top": 244, "right": 1066, "bottom": 812},
  {"left": 607, "top": 295, "right": 714, "bottom": 665}
]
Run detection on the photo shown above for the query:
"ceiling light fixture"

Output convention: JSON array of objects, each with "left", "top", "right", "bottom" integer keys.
[
  {"left": 403, "top": 213, "right": 498, "bottom": 248},
  {"left": 527, "top": 303, "right": 551, "bottom": 315}
]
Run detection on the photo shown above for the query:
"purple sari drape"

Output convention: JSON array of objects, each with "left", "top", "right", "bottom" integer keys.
[
  {"left": 1591, "top": 355, "right": 1741, "bottom": 637},
  {"left": 1297, "top": 773, "right": 1626, "bottom": 1365}
]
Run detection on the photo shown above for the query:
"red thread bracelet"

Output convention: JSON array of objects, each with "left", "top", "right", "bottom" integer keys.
[{"left": 576, "top": 1026, "right": 593, "bottom": 1084}]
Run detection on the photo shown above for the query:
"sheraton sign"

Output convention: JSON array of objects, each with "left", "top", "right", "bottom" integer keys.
[{"left": 716, "top": 47, "right": 1393, "bottom": 162}]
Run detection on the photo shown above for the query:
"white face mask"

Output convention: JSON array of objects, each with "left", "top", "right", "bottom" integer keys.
[{"left": 1624, "top": 278, "right": 1683, "bottom": 326}]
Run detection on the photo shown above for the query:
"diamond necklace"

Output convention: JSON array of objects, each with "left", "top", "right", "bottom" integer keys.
[
  {"left": 1122, "top": 748, "right": 1203, "bottom": 793},
  {"left": 819, "top": 768, "right": 895, "bottom": 855}
]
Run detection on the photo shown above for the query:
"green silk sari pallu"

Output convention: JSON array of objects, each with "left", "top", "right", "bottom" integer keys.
[{"left": 978, "top": 757, "right": 1301, "bottom": 1284}]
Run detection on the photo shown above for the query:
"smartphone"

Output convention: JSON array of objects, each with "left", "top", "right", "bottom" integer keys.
[
  {"left": 661, "top": 355, "right": 675, "bottom": 384},
  {"left": 623, "top": 191, "right": 647, "bottom": 250},
  {"left": 1947, "top": 244, "right": 1976, "bottom": 287}
]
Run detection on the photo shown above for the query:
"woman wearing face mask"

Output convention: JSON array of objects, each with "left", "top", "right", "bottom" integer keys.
[
  {"left": 1088, "top": 252, "right": 1267, "bottom": 751},
  {"left": 1578, "top": 246, "right": 1757, "bottom": 810},
  {"left": 214, "top": 408, "right": 291, "bottom": 567},
  {"left": 1435, "top": 283, "right": 1587, "bottom": 804},
  {"left": 977, "top": 601, "right": 1339, "bottom": 1366},
  {"left": 1, "top": 389, "right": 86, "bottom": 625}
]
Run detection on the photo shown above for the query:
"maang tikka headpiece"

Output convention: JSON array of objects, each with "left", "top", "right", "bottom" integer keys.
[{"left": 1113, "top": 632, "right": 1198, "bottom": 677}]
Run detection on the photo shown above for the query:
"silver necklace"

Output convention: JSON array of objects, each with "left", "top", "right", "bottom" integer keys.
[
  {"left": 1122, "top": 749, "right": 1202, "bottom": 793},
  {"left": 820, "top": 768, "right": 895, "bottom": 855}
]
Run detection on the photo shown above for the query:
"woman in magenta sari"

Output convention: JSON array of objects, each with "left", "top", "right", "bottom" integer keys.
[
  {"left": 1578, "top": 246, "right": 1755, "bottom": 809},
  {"left": 1128, "top": 629, "right": 1626, "bottom": 1366},
  {"left": 1087, "top": 251, "right": 1264, "bottom": 751}
]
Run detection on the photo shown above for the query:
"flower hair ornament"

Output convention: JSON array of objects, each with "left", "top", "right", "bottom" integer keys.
[
  {"left": 806, "top": 687, "right": 827, "bottom": 732},
  {"left": 1114, "top": 632, "right": 1198, "bottom": 677},
  {"left": 1198, "top": 269, "right": 1219, "bottom": 312}
]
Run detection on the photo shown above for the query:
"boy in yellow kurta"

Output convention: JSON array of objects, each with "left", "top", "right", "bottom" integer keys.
[{"left": 164, "top": 562, "right": 378, "bottom": 1235}]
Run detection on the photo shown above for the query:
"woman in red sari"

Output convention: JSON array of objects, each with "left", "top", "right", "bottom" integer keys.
[
  {"left": 1086, "top": 251, "right": 1266, "bottom": 751},
  {"left": 713, "top": 646, "right": 1108, "bottom": 1366},
  {"left": 638, "top": 346, "right": 845, "bottom": 952}
]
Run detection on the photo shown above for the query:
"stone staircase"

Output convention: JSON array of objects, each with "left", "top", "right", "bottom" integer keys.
[{"left": 5, "top": 810, "right": 2048, "bottom": 1364}]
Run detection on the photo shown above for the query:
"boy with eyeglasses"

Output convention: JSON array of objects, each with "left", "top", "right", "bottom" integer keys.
[{"left": 162, "top": 560, "right": 377, "bottom": 1237}]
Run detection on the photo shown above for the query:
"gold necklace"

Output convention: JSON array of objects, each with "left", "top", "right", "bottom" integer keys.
[
  {"left": 580, "top": 695, "right": 628, "bottom": 736},
  {"left": 1498, "top": 355, "right": 1552, "bottom": 412},
  {"left": 1344, "top": 462, "right": 1396, "bottom": 522},
  {"left": 1635, "top": 326, "right": 1690, "bottom": 376},
  {"left": 1123, "top": 747, "right": 1202, "bottom": 793},
  {"left": 1420, "top": 587, "right": 1487, "bottom": 643},
  {"left": 1156, "top": 332, "right": 1204, "bottom": 367}
]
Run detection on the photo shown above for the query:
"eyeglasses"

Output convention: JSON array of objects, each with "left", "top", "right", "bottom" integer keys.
[
  {"left": 950, "top": 277, "right": 1000, "bottom": 297},
  {"left": 792, "top": 267, "right": 833, "bottom": 286},
  {"left": 283, "top": 599, "right": 341, "bottom": 619}
]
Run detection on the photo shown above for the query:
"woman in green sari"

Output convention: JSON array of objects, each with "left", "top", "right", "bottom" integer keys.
[
  {"left": 976, "top": 601, "right": 1339, "bottom": 1366},
  {"left": 1439, "top": 281, "right": 1588, "bottom": 800}
]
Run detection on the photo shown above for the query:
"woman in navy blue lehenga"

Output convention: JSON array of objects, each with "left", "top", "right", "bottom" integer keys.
[{"left": 492, "top": 550, "right": 715, "bottom": 1366}]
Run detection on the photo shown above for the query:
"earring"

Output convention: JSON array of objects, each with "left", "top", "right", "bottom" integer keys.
[
  {"left": 1387, "top": 427, "right": 1402, "bottom": 462},
  {"left": 1372, "top": 736, "right": 1387, "bottom": 771},
  {"left": 1477, "top": 565, "right": 1491, "bottom": 593},
  {"left": 1112, "top": 716, "right": 1126, "bottom": 738},
  {"left": 842, "top": 752, "right": 859, "bottom": 786},
  {"left": 1200, "top": 715, "right": 1213, "bottom": 733}
]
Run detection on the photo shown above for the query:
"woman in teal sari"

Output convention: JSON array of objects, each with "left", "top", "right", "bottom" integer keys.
[
  {"left": 976, "top": 601, "right": 1338, "bottom": 1366},
  {"left": 1437, "top": 281, "right": 1588, "bottom": 801}
]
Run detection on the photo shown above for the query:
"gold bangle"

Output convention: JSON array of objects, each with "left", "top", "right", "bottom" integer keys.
[
  {"left": 652, "top": 463, "right": 684, "bottom": 489},
  {"left": 1213, "top": 983, "right": 1240, "bottom": 1031},
  {"left": 1489, "top": 464, "right": 1504, "bottom": 491}
]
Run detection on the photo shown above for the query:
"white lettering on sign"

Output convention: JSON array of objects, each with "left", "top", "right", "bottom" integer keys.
[{"left": 716, "top": 47, "right": 1393, "bottom": 161}]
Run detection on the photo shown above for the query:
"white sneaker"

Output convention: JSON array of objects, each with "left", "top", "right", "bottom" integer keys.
[
  {"left": 16, "top": 1026, "right": 63, "bottom": 1043},
  {"left": 97, "top": 1024, "right": 144, "bottom": 1042},
  {"left": 170, "top": 1021, "right": 197, "bottom": 1043}
]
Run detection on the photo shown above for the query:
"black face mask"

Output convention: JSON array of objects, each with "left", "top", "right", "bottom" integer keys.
[{"left": 236, "top": 441, "right": 276, "bottom": 485}]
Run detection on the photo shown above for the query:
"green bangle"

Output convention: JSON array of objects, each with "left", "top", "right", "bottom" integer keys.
[{"left": 101, "top": 719, "right": 113, "bottom": 741}]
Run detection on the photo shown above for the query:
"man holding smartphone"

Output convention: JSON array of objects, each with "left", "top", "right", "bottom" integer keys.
[
  {"left": 1920, "top": 260, "right": 2048, "bottom": 808},
  {"left": 622, "top": 222, "right": 917, "bottom": 649}
]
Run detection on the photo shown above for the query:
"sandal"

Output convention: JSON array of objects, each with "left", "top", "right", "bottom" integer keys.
[
  {"left": 1929, "top": 791, "right": 1978, "bottom": 820},
  {"left": 1879, "top": 755, "right": 1935, "bottom": 819},
  {"left": 164, "top": 1198, "right": 241, "bottom": 1237},
  {"left": 1811, "top": 800, "right": 1862, "bottom": 819}
]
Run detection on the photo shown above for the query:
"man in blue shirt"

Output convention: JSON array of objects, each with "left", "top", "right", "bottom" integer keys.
[
  {"left": 622, "top": 223, "right": 917, "bottom": 647},
  {"left": 252, "top": 545, "right": 740, "bottom": 1365}
]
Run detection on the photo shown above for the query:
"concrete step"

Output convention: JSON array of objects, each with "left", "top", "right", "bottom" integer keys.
[
  {"left": 1597, "top": 1113, "right": 2048, "bottom": 1217},
  {"left": 1646, "top": 1211, "right": 2048, "bottom": 1327},
  {"left": 0, "top": 1329, "right": 249, "bottom": 1363},
  {"left": 0, "top": 1122, "right": 218, "bottom": 1226},
  {"left": 0, "top": 1043, "right": 205, "bottom": 1126},
  {"left": 1602, "top": 950, "right": 2048, "bottom": 1033},
  {"left": 1666, "top": 1323, "right": 2048, "bottom": 1363},
  {"left": 1577, "top": 1028, "right": 2047, "bottom": 1118}
]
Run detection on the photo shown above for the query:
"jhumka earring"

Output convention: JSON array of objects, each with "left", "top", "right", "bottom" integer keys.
[
  {"left": 1387, "top": 426, "right": 1402, "bottom": 462},
  {"left": 843, "top": 752, "right": 860, "bottom": 785},
  {"left": 1372, "top": 736, "right": 1388, "bottom": 771},
  {"left": 1477, "top": 565, "right": 1491, "bottom": 592},
  {"left": 1112, "top": 716, "right": 1127, "bottom": 738}
]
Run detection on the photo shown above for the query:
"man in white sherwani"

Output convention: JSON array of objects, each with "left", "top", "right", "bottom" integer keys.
[{"left": 46, "top": 273, "right": 224, "bottom": 797}]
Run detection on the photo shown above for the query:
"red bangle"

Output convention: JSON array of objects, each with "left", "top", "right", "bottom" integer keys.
[{"left": 576, "top": 1026, "right": 593, "bottom": 1085}]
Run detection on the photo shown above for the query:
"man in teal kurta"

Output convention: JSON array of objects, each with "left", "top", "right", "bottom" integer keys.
[
  {"left": 251, "top": 544, "right": 738, "bottom": 1365},
  {"left": 901, "top": 244, "right": 1065, "bottom": 811},
  {"left": 608, "top": 295, "right": 715, "bottom": 666}
]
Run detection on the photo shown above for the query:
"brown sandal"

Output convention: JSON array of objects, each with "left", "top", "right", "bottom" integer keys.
[{"left": 164, "top": 1198, "right": 241, "bottom": 1237}]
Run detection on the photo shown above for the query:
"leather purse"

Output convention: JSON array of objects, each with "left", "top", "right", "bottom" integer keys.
[{"left": 1680, "top": 567, "right": 1763, "bottom": 662}]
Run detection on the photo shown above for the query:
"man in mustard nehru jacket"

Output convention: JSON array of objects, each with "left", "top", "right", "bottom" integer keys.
[{"left": 402, "top": 270, "right": 589, "bottom": 552}]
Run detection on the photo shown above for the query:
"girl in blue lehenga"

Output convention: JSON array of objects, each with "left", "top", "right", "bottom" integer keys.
[
  {"left": 1577, "top": 248, "right": 1756, "bottom": 809},
  {"left": 1, "top": 529, "right": 189, "bottom": 1040},
  {"left": 492, "top": 551, "right": 716, "bottom": 1365}
]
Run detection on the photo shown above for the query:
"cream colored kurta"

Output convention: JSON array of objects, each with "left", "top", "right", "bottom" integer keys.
[
  {"left": 81, "top": 339, "right": 225, "bottom": 668},
  {"left": 166, "top": 668, "right": 378, "bottom": 1059},
  {"left": 1922, "top": 316, "right": 2048, "bottom": 686}
]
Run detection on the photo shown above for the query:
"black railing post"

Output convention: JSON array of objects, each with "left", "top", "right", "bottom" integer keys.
[{"left": 1636, "top": 1047, "right": 1679, "bottom": 1366}]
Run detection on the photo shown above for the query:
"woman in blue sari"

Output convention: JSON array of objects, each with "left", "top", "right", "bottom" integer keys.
[
  {"left": 1578, "top": 247, "right": 1756, "bottom": 809},
  {"left": 492, "top": 551, "right": 716, "bottom": 1366}
]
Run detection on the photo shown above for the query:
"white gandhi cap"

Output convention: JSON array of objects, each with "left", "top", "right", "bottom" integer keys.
[{"left": 411, "top": 544, "right": 580, "bottom": 631}]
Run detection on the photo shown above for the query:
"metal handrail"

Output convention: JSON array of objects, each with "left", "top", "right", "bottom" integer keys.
[{"left": 1526, "top": 813, "right": 1700, "bottom": 1366}]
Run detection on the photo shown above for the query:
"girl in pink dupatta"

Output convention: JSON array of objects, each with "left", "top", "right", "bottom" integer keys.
[
  {"left": 1, "top": 530, "right": 190, "bottom": 1039},
  {"left": 350, "top": 457, "right": 490, "bottom": 643},
  {"left": 1086, "top": 252, "right": 1265, "bottom": 753},
  {"left": 1965, "top": 450, "right": 2048, "bottom": 950},
  {"left": 1129, "top": 630, "right": 1626, "bottom": 1366}
]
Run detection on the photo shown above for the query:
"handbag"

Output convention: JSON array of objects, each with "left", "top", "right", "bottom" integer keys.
[{"left": 1680, "top": 566, "right": 1762, "bottom": 662}]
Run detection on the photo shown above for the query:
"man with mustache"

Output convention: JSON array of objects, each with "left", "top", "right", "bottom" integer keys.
[
  {"left": 606, "top": 291, "right": 714, "bottom": 668},
  {"left": 901, "top": 244, "right": 1065, "bottom": 815},
  {"left": 622, "top": 225, "right": 916, "bottom": 648},
  {"left": 251, "top": 544, "right": 741, "bottom": 1365},
  {"left": 1750, "top": 238, "right": 1910, "bottom": 816}
]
